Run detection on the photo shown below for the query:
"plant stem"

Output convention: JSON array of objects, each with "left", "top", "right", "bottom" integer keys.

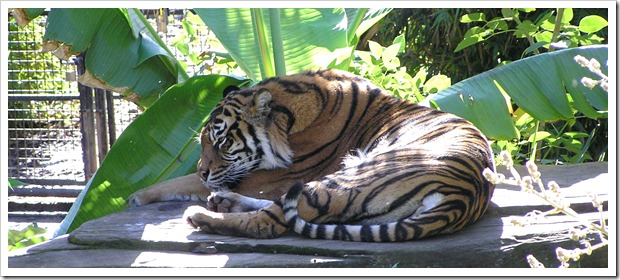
[
  {"left": 268, "top": 8, "right": 286, "bottom": 76},
  {"left": 251, "top": 8, "right": 275, "bottom": 79},
  {"left": 505, "top": 164, "right": 608, "bottom": 237},
  {"left": 530, "top": 120, "right": 541, "bottom": 162},
  {"left": 548, "top": 8, "right": 565, "bottom": 52},
  {"left": 506, "top": 9, "right": 538, "bottom": 55},
  {"left": 578, "top": 124, "right": 597, "bottom": 163}
]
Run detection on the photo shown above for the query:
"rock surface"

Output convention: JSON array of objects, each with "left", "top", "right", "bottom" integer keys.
[{"left": 8, "top": 162, "right": 609, "bottom": 269}]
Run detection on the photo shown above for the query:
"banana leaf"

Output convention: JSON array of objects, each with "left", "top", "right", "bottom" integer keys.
[
  {"left": 194, "top": 8, "right": 391, "bottom": 80},
  {"left": 12, "top": 8, "right": 46, "bottom": 27},
  {"left": 56, "top": 75, "right": 250, "bottom": 235},
  {"left": 38, "top": 8, "right": 182, "bottom": 108},
  {"left": 430, "top": 45, "right": 608, "bottom": 140}
]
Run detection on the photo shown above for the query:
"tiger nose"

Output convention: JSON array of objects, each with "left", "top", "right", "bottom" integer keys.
[{"left": 199, "top": 168, "right": 210, "bottom": 181}]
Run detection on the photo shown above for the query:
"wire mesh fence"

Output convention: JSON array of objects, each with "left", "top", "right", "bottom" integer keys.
[
  {"left": 7, "top": 9, "right": 211, "bottom": 189},
  {"left": 8, "top": 16, "right": 86, "bottom": 185},
  {"left": 8, "top": 15, "right": 141, "bottom": 187},
  {"left": 7, "top": 9, "right": 228, "bottom": 228},
  {"left": 7, "top": 9, "right": 222, "bottom": 227}
]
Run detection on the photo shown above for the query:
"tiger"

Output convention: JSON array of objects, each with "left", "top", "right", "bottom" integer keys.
[{"left": 127, "top": 69, "right": 496, "bottom": 242}]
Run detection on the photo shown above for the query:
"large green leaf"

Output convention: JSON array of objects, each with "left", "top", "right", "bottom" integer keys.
[
  {"left": 430, "top": 45, "right": 608, "bottom": 140},
  {"left": 41, "top": 8, "right": 180, "bottom": 108},
  {"left": 56, "top": 75, "right": 250, "bottom": 235},
  {"left": 194, "top": 8, "right": 390, "bottom": 80},
  {"left": 12, "top": 8, "right": 46, "bottom": 27}
]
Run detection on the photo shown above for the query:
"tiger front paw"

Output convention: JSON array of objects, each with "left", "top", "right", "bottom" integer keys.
[
  {"left": 184, "top": 205, "right": 221, "bottom": 232},
  {"left": 207, "top": 193, "right": 234, "bottom": 213},
  {"left": 207, "top": 192, "right": 274, "bottom": 213},
  {"left": 127, "top": 189, "right": 153, "bottom": 207}
]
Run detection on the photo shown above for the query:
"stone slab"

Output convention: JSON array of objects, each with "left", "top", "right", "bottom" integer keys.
[{"left": 8, "top": 162, "right": 610, "bottom": 269}]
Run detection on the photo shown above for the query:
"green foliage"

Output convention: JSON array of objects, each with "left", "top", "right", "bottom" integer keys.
[
  {"left": 489, "top": 52, "right": 608, "bottom": 165},
  {"left": 169, "top": 11, "right": 240, "bottom": 76},
  {"left": 368, "top": 8, "right": 608, "bottom": 83},
  {"left": 8, "top": 19, "right": 64, "bottom": 93},
  {"left": 8, "top": 223, "right": 49, "bottom": 251},
  {"left": 431, "top": 45, "right": 607, "bottom": 141},
  {"left": 455, "top": 8, "right": 608, "bottom": 55},
  {"left": 368, "top": 8, "right": 608, "bottom": 164},
  {"left": 349, "top": 35, "right": 450, "bottom": 103},
  {"left": 349, "top": 27, "right": 607, "bottom": 145},
  {"left": 8, "top": 178, "right": 26, "bottom": 190},
  {"left": 194, "top": 8, "right": 391, "bottom": 80}
]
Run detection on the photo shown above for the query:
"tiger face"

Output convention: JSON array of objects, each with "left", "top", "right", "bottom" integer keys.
[{"left": 197, "top": 88, "right": 293, "bottom": 193}]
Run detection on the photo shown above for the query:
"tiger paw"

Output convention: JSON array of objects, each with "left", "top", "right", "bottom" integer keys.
[
  {"left": 207, "top": 192, "right": 274, "bottom": 213},
  {"left": 183, "top": 205, "right": 221, "bottom": 232},
  {"left": 206, "top": 193, "right": 233, "bottom": 213},
  {"left": 127, "top": 189, "right": 152, "bottom": 207}
]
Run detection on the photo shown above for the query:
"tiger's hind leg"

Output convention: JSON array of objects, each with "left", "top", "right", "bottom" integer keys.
[
  {"left": 284, "top": 181, "right": 472, "bottom": 241},
  {"left": 282, "top": 149, "right": 485, "bottom": 241}
]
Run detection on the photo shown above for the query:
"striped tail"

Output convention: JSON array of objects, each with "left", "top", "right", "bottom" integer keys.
[{"left": 282, "top": 182, "right": 441, "bottom": 242}]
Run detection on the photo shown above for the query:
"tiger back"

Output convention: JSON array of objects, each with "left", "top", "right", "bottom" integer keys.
[{"left": 172, "top": 69, "right": 495, "bottom": 242}]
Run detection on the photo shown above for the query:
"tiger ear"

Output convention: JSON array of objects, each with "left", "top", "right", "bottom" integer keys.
[
  {"left": 252, "top": 89, "right": 272, "bottom": 115},
  {"left": 222, "top": 85, "right": 240, "bottom": 98},
  {"left": 244, "top": 89, "right": 273, "bottom": 124}
]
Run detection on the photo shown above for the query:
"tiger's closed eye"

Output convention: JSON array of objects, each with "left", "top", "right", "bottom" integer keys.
[{"left": 216, "top": 137, "right": 233, "bottom": 151}]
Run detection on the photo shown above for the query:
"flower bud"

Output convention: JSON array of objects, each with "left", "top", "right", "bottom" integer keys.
[
  {"left": 520, "top": 176, "right": 533, "bottom": 192},
  {"left": 600, "top": 81, "right": 608, "bottom": 92},
  {"left": 589, "top": 58, "right": 601, "bottom": 70},
  {"left": 581, "top": 77, "right": 599, "bottom": 89},
  {"left": 526, "top": 160, "right": 538, "bottom": 173},
  {"left": 500, "top": 150, "right": 513, "bottom": 167},
  {"left": 527, "top": 254, "right": 545, "bottom": 268},
  {"left": 574, "top": 55, "right": 589, "bottom": 67},
  {"left": 548, "top": 181, "right": 560, "bottom": 193}
]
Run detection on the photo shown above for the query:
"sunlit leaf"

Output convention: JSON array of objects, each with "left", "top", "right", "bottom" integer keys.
[
  {"left": 423, "top": 75, "right": 451, "bottom": 93},
  {"left": 8, "top": 223, "right": 48, "bottom": 251},
  {"left": 57, "top": 75, "right": 250, "bottom": 234},
  {"left": 561, "top": 8, "right": 573, "bottom": 24},
  {"left": 579, "top": 15, "right": 608, "bottom": 33},
  {"left": 454, "top": 33, "right": 485, "bottom": 52},
  {"left": 460, "top": 13, "right": 486, "bottom": 23},
  {"left": 368, "top": 40, "right": 383, "bottom": 58},
  {"left": 528, "top": 131, "right": 552, "bottom": 143},
  {"left": 391, "top": 34, "right": 406, "bottom": 53},
  {"left": 381, "top": 43, "right": 401, "bottom": 63},
  {"left": 431, "top": 45, "right": 607, "bottom": 140}
]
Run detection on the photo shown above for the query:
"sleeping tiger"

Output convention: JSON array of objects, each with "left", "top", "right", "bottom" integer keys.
[{"left": 128, "top": 69, "right": 496, "bottom": 242}]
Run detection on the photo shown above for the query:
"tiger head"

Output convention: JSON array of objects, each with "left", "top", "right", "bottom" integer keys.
[{"left": 197, "top": 87, "right": 293, "bottom": 193}]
